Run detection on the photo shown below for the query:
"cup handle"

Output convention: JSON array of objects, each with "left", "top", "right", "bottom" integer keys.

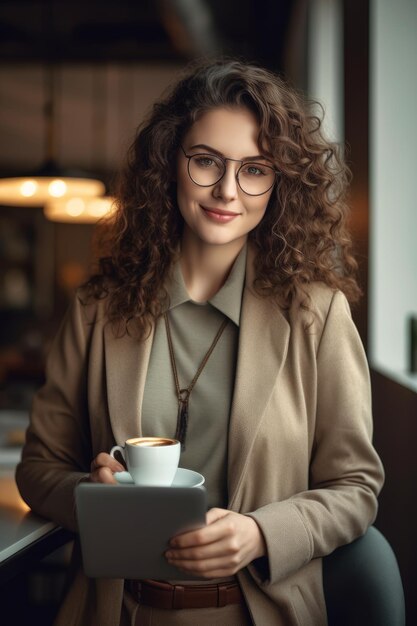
[{"left": 110, "top": 445, "right": 126, "bottom": 463}]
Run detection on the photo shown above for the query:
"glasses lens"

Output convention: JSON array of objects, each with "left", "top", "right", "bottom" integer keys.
[
  {"left": 189, "top": 154, "right": 225, "bottom": 186},
  {"left": 237, "top": 163, "right": 276, "bottom": 195},
  {"left": 188, "top": 153, "right": 276, "bottom": 195}
]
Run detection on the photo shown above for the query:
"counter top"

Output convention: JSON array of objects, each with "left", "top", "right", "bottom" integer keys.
[
  {"left": 0, "top": 410, "right": 73, "bottom": 585},
  {"left": 0, "top": 473, "right": 54, "bottom": 560},
  {"left": 0, "top": 473, "right": 73, "bottom": 585}
]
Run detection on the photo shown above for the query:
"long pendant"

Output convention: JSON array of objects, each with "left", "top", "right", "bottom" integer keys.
[
  {"left": 164, "top": 312, "right": 228, "bottom": 449},
  {"left": 176, "top": 389, "right": 190, "bottom": 450}
]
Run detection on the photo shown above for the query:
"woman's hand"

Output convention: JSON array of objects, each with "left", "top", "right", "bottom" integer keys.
[
  {"left": 165, "top": 507, "right": 266, "bottom": 578},
  {"left": 89, "top": 452, "right": 124, "bottom": 484}
]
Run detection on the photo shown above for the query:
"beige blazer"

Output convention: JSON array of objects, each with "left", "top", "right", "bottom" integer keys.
[{"left": 16, "top": 247, "right": 384, "bottom": 626}]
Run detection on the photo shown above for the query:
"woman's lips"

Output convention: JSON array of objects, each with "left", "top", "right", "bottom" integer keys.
[{"left": 201, "top": 205, "right": 240, "bottom": 223}]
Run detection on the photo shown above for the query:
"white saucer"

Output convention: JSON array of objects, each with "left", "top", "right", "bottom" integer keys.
[{"left": 114, "top": 467, "right": 205, "bottom": 487}]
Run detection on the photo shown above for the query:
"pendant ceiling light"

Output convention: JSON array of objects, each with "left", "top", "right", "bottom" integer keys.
[
  {"left": 0, "top": 63, "right": 105, "bottom": 207},
  {"left": 0, "top": 0, "right": 105, "bottom": 208},
  {"left": 0, "top": 171, "right": 105, "bottom": 208},
  {"left": 44, "top": 195, "right": 116, "bottom": 223},
  {"left": 43, "top": 64, "right": 115, "bottom": 223}
]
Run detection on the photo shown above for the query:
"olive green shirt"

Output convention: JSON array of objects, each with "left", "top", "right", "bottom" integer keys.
[{"left": 141, "top": 245, "right": 247, "bottom": 510}]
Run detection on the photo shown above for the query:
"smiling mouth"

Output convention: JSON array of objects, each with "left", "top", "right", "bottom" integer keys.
[{"left": 201, "top": 205, "right": 240, "bottom": 217}]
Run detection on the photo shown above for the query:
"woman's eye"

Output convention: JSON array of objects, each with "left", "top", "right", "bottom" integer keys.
[
  {"left": 243, "top": 164, "right": 265, "bottom": 176},
  {"left": 194, "top": 156, "right": 217, "bottom": 168}
]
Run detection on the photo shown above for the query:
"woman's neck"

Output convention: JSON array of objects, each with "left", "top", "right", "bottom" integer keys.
[{"left": 179, "top": 233, "right": 246, "bottom": 302}]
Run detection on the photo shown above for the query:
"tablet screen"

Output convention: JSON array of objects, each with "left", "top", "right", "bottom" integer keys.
[{"left": 76, "top": 483, "right": 207, "bottom": 580}]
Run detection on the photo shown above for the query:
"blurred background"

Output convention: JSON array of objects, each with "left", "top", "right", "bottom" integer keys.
[{"left": 0, "top": 0, "right": 416, "bottom": 623}]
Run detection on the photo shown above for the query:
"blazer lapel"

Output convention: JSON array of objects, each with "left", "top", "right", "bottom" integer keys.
[
  {"left": 228, "top": 250, "right": 290, "bottom": 508},
  {"left": 104, "top": 323, "right": 154, "bottom": 445}
]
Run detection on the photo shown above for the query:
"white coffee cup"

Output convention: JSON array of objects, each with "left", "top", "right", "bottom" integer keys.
[{"left": 110, "top": 436, "right": 181, "bottom": 486}]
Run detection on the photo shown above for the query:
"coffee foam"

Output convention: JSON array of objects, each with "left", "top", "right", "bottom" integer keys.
[{"left": 127, "top": 437, "right": 177, "bottom": 448}]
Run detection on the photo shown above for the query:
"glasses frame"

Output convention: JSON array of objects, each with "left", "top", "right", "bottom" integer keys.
[{"left": 180, "top": 145, "right": 278, "bottom": 197}]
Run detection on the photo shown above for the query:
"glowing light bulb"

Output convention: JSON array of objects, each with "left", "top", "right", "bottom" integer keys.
[
  {"left": 20, "top": 180, "right": 38, "bottom": 197},
  {"left": 48, "top": 179, "right": 67, "bottom": 197},
  {"left": 66, "top": 198, "right": 85, "bottom": 217},
  {"left": 87, "top": 198, "right": 111, "bottom": 217}
]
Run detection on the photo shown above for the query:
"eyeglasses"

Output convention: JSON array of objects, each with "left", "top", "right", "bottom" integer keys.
[{"left": 180, "top": 145, "right": 278, "bottom": 196}]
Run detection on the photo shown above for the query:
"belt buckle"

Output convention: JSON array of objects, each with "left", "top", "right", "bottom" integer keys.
[
  {"left": 217, "top": 584, "right": 228, "bottom": 607},
  {"left": 172, "top": 584, "right": 185, "bottom": 609}
]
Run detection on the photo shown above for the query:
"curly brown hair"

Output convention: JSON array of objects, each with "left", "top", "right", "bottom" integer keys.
[{"left": 86, "top": 58, "right": 361, "bottom": 338}]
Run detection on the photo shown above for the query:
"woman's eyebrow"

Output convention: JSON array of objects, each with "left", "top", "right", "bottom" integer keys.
[{"left": 188, "top": 143, "right": 269, "bottom": 162}]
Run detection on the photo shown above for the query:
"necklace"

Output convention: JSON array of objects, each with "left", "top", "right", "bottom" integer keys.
[{"left": 163, "top": 311, "right": 228, "bottom": 449}]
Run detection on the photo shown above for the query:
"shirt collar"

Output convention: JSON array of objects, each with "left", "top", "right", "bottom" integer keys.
[{"left": 166, "top": 244, "right": 247, "bottom": 327}]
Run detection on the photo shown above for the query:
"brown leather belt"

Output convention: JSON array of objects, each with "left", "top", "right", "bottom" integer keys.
[{"left": 125, "top": 578, "right": 245, "bottom": 610}]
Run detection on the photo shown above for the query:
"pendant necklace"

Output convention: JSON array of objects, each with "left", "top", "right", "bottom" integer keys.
[{"left": 164, "top": 311, "right": 228, "bottom": 449}]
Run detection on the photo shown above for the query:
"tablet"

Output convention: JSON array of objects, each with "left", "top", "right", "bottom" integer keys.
[{"left": 75, "top": 483, "right": 207, "bottom": 580}]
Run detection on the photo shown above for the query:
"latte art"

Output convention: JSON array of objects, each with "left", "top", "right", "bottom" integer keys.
[{"left": 128, "top": 437, "right": 177, "bottom": 447}]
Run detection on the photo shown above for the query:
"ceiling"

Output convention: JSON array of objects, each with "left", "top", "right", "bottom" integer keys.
[
  {"left": 0, "top": 0, "right": 294, "bottom": 71},
  {"left": 0, "top": 0, "right": 297, "bottom": 177}
]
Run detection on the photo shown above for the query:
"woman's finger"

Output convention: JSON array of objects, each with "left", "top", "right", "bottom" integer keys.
[
  {"left": 90, "top": 466, "right": 118, "bottom": 484},
  {"left": 89, "top": 450, "right": 124, "bottom": 483},
  {"left": 166, "top": 536, "right": 238, "bottom": 562},
  {"left": 90, "top": 452, "right": 124, "bottom": 473},
  {"left": 170, "top": 511, "right": 235, "bottom": 549},
  {"left": 166, "top": 553, "right": 244, "bottom": 578},
  {"left": 206, "top": 507, "right": 230, "bottom": 524}
]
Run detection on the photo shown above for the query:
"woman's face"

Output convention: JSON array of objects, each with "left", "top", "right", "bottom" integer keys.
[{"left": 176, "top": 107, "right": 274, "bottom": 253}]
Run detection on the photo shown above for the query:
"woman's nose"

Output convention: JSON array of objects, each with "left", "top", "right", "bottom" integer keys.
[{"left": 213, "top": 163, "right": 239, "bottom": 201}]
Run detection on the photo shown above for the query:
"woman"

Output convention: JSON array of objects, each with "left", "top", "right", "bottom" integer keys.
[{"left": 16, "top": 59, "right": 384, "bottom": 626}]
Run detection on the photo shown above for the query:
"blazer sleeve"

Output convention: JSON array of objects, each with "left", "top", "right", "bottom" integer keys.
[
  {"left": 15, "top": 294, "right": 93, "bottom": 532},
  {"left": 246, "top": 290, "right": 385, "bottom": 585}
]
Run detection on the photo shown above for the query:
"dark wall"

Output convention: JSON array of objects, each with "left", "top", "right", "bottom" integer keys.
[
  {"left": 371, "top": 371, "right": 417, "bottom": 624},
  {"left": 344, "top": 2, "right": 417, "bottom": 623}
]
